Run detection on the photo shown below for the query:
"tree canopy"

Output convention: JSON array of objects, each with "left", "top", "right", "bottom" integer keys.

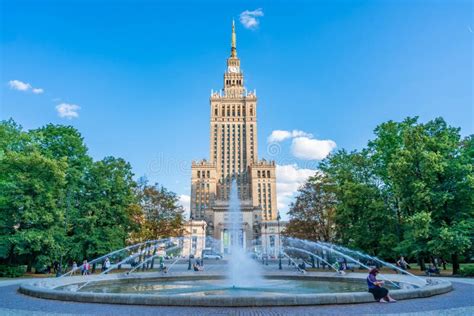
[
  {"left": 0, "top": 119, "right": 184, "bottom": 272},
  {"left": 285, "top": 117, "right": 473, "bottom": 274}
]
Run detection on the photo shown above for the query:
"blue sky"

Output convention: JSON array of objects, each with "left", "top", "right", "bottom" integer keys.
[{"left": 1, "top": 0, "right": 472, "bottom": 218}]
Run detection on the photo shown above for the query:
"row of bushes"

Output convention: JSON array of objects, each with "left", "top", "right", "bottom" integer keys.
[
  {"left": 0, "top": 265, "right": 27, "bottom": 278},
  {"left": 459, "top": 265, "right": 474, "bottom": 277}
]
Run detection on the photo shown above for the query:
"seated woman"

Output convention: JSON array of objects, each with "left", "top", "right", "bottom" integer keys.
[
  {"left": 297, "top": 260, "right": 306, "bottom": 273},
  {"left": 367, "top": 268, "right": 396, "bottom": 303},
  {"left": 193, "top": 263, "right": 203, "bottom": 272}
]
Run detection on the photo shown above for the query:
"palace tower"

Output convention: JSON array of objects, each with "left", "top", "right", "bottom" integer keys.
[{"left": 190, "top": 21, "right": 277, "bottom": 252}]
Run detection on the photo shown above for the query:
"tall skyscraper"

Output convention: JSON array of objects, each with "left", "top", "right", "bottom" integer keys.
[{"left": 190, "top": 21, "right": 277, "bottom": 252}]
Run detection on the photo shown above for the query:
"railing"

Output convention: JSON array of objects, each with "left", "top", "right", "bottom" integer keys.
[{"left": 210, "top": 89, "right": 257, "bottom": 98}]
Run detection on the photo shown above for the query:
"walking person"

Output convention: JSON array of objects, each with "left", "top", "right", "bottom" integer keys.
[
  {"left": 103, "top": 257, "right": 111, "bottom": 274},
  {"left": 82, "top": 259, "right": 90, "bottom": 275},
  {"left": 396, "top": 256, "right": 410, "bottom": 270},
  {"left": 81, "top": 260, "right": 86, "bottom": 275},
  {"left": 71, "top": 261, "right": 78, "bottom": 275},
  {"left": 367, "top": 268, "right": 396, "bottom": 303}
]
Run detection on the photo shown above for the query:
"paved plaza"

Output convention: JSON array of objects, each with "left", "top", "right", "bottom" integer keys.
[{"left": 1, "top": 262, "right": 473, "bottom": 315}]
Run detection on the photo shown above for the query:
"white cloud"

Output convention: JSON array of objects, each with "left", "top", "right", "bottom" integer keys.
[
  {"left": 291, "top": 137, "right": 337, "bottom": 160},
  {"left": 32, "top": 88, "right": 44, "bottom": 94},
  {"left": 8, "top": 79, "right": 44, "bottom": 94},
  {"left": 8, "top": 80, "right": 31, "bottom": 91},
  {"left": 276, "top": 164, "right": 317, "bottom": 220},
  {"left": 268, "top": 130, "right": 292, "bottom": 142},
  {"left": 179, "top": 194, "right": 191, "bottom": 219},
  {"left": 268, "top": 129, "right": 312, "bottom": 143},
  {"left": 268, "top": 129, "right": 336, "bottom": 160},
  {"left": 239, "top": 8, "right": 264, "bottom": 29},
  {"left": 56, "top": 103, "right": 80, "bottom": 119}
]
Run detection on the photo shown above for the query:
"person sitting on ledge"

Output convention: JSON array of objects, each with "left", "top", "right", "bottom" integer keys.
[
  {"left": 425, "top": 264, "right": 440, "bottom": 276},
  {"left": 367, "top": 268, "right": 396, "bottom": 303},
  {"left": 193, "top": 263, "right": 203, "bottom": 272},
  {"left": 298, "top": 259, "right": 306, "bottom": 273}
]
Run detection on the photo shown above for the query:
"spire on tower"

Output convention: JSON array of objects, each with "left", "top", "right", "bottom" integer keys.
[{"left": 231, "top": 19, "right": 237, "bottom": 57}]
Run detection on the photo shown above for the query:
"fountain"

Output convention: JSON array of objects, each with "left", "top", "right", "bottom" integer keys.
[
  {"left": 227, "top": 180, "right": 263, "bottom": 288},
  {"left": 18, "top": 181, "right": 452, "bottom": 306}
]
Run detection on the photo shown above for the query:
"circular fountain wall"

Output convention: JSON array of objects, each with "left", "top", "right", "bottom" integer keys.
[{"left": 19, "top": 272, "right": 452, "bottom": 307}]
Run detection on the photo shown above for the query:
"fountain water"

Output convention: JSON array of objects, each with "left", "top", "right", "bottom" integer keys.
[
  {"left": 39, "top": 193, "right": 452, "bottom": 306},
  {"left": 320, "top": 242, "right": 427, "bottom": 284},
  {"left": 227, "top": 180, "right": 263, "bottom": 288}
]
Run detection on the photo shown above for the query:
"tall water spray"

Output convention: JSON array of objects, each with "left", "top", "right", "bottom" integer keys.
[{"left": 227, "top": 180, "right": 263, "bottom": 288}]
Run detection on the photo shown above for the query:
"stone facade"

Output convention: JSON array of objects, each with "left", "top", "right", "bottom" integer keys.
[
  {"left": 182, "top": 220, "right": 207, "bottom": 257},
  {"left": 260, "top": 220, "right": 287, "bottom": 258},
  {"left": 190, "top": 21, "right": 277, "bottom": 251}
]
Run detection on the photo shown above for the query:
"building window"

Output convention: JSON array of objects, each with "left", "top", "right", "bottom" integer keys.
[{"left": 270, "top": 235, "right": 275, "bottom": 247}]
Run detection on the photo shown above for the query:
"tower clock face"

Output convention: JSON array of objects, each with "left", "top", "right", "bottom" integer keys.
[{"left": 228, "top": 66, "right": 238, "bottom": 73}]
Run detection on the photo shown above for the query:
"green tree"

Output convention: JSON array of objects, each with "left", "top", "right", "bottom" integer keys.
[
  {"left": 130, "top": 179, "right": 184, "bottom": 242},
  {"left": 320, "top": 150, "right": 398, "bottom": 258},
  {"left": 0, "top": 119, "right": 31, "bottom": 153},
  {"left": 368, "top": 117, "right": 473, "bottom": 272},
  {"left": 285, "top": 173, "right": 336, "bottom": 242},
  {"left": 0, "top": 149, "right": 67, "bottom": 271},
  {"left": 69, "top": 157, "right": 138, "bottom": 261},
  {"left": 29, "top": 124, "right": 93, "bottom": 265},
  {"left": 0, "top": 119, "right": 185, "bottom": 272}
]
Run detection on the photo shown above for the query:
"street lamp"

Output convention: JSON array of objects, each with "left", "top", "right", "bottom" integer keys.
[
  {"left": 187, "top": 216, "right": 193, "bottom": 270},
  {"left": 262, "top": 223, "right": 268, "bottom": 264},
  {"left": 201, "top": 224, "right": 205, "bottom": 267},
  {"left": 277, "top": 212, "right": 282, "bottom": 270}
]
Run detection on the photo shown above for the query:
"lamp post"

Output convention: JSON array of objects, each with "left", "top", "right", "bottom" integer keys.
[
  {"left": 277, "top": 212, "right": 282, "bottom": 270},
  {"left": 201, "top": 224, "right": 205, "bottom": 267},
  {"left": 264, "top": 223, "right": 268, "bottom": 265},
  {"left": 262, "top": 223, "right": 267, "bottom": 264},
  {"left": 187, "top": 216, "right": 193, "bottom": 270}
]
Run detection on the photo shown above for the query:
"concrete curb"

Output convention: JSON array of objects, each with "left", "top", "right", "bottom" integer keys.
[{"left": 18, "top": 273, "right": 453, "bottom": 307}]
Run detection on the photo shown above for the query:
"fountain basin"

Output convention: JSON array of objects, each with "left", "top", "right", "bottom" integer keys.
[{"left": 18, "top": 272, "right": 452, "bottom": 306}]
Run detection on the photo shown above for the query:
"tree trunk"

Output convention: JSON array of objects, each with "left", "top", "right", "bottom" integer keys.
[
  {"left": 451, "top": 253, "right": 460, "bottom": 275},
  {"left": 395, "top": 199, "right": 403, "bottom": 241},
  {"left": 26, "top": 256, "right": 33, "bottom": 273},
  {"left": 7, "top": 246, "right": 14, "bottom": 265},
  {"left": 418, "top": 256, "right": 426, "bottom": 271}
]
